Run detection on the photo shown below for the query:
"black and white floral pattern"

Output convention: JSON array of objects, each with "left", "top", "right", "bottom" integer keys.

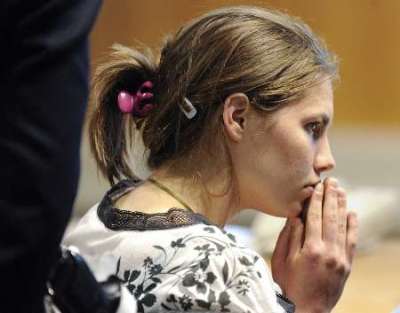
[
  {"left": 113, "top": 225, "right": 289, "bottom": 313},
  {"left": 64, "top": 179, "right": 294, "bottom": 313}
]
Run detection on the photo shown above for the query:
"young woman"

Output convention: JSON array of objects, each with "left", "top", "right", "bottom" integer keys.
[{"left": 65, "top": 6, "right": 358, "bottom": 313}]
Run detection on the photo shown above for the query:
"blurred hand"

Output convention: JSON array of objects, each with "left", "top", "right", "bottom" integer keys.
[{"left": 271, "top": 178, "right": 358, "bottom": 313}]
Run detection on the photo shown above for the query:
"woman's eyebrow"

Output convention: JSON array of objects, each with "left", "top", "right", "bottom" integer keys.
[{"left": 303, "top": 112, "right": 331, "bottom": 126}]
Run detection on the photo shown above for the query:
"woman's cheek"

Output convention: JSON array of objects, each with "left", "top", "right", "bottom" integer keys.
[{"left": 291, "top": 140, "right": 314, "bottom": 177}]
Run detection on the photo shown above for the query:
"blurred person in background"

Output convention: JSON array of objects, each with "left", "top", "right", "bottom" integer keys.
[{"left": 0, "top": 1, "right": 101, "bottom": 312}]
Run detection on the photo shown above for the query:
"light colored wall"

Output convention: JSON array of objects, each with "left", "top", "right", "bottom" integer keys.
[{"left": 75, "top": 125, "right": 400, "bottom": 214}]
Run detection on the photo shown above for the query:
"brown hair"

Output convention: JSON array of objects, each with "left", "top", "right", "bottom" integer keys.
[{"left": 89, "top": 6, "right": 338, "bottom": 185}]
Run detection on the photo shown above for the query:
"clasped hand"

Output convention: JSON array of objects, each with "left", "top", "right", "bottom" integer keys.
[{"left": 271, "top": 178, "right": 358, "bottom": 313}]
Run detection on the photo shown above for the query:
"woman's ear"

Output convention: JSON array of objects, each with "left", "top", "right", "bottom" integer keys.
[{"left": 222, "top": 93, "right": 251, "bottom": 142}]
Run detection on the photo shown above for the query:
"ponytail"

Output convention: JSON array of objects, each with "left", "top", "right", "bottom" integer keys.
[{"left": 88, "top": 44, "right": 158, "bottom": 185}]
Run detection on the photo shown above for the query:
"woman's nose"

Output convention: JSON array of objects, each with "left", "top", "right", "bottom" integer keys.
[{"left": 314, "top": 138, "right": 336, "bottom": 174}]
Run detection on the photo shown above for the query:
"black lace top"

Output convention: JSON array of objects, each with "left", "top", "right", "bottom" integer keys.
[{"left": 97, "top": 179, "right": 213, "bottom": 231}]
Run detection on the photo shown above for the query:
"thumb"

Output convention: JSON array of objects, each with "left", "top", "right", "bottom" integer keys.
[
  {"left": 288, "top": 218, "right": 304, "bottom": 259},
  {"left": 272, "top": 218, "right": 291, "bottom": 266}
]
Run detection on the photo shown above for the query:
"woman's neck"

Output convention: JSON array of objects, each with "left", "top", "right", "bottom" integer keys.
[{"left": 150, "top": 167, "right": 240, "bottom": 227}]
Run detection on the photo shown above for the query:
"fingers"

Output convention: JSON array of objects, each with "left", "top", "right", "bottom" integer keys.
[
  {"left": 336, "top": 187, "right": 347, "bottom": 249},
  {"left": 346, "top": 212, "right": 358, "bottom": 262},
  {"left": 288, "top": 218, "right": 304, "bottom": 258},
  {"left": 322, "top": 178, "right": 338, "bottom": 243},
  {"left": 305, "top": 182, "right": 323, "bottom": 244},
  {"left": 272, "top": 218, "right": 291, "bottom": 262}
]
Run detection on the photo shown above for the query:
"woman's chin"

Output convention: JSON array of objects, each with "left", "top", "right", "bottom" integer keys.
[
  {"left": 286, "top": 201, "right": 304, "bottom": 218},
  {"left": 255, "top": 199, "right": 304, "bottom": 218}
]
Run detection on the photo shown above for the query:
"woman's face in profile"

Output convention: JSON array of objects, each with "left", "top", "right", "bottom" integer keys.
[{"left": 235, "top": 79, "right": 335, "bottom": 217}]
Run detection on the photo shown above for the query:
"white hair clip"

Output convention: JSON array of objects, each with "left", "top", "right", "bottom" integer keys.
[{"left": 180, "top": 97, "right": 197, "bottom": 119}]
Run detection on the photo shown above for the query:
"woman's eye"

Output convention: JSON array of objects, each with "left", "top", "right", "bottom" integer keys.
[{"left": 306, "top": 122, "right": 323, "bottom": 139}]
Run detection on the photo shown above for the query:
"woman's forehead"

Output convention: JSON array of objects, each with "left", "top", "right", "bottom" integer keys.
[{"left": 277, "top": 80, "right": 334, "bottom": 120}]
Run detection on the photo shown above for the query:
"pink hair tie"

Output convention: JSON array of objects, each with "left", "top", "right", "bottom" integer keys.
[{"left": 117, "top": 81, "right": 154, "bottom": 117}]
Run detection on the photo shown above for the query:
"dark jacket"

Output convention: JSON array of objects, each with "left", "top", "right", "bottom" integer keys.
[{"left": 0, "top": 1, "right": 102, "bottom": 312}]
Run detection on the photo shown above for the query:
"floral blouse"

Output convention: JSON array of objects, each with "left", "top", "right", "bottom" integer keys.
[{"left": 64, "top": 179, "right": 295, "bottom": 313}]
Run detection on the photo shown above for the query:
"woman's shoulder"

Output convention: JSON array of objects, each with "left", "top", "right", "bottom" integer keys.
[
  {"left": 64, "top": 210, "right": 293, "bottom": 312},
  {"left": 64, "top": 180, "right": 293, "bottom": 312},
  {"left": 114, "top": 224, "right": 291, "bottom": 313}
]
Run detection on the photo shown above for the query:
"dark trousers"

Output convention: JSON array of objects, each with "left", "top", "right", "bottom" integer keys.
[{"left": 0, "top": 1, "right": 101, "bottom": 312}]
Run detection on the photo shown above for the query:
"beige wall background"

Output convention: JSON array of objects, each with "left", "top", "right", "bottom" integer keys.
[{"left": 91, "top": 0, "right": 400, "bottom": 127}]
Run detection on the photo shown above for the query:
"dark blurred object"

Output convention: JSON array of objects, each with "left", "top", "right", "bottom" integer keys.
[
  {"left": 0, "top": 1, "right": 101, "bottom": 312},
  {"left": 47, "top": 247, "right": 121, "bottom": 313}
]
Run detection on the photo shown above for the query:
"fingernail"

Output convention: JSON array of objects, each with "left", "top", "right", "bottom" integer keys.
[
  {"left": 336, "top": 187, "right": 345, "bottom": 196},
  {"left": 329, "top": 177, "right": 338, "bottom": 187},
  {"left": 315, "top": 183, "right": 323, "bottom": 191}
]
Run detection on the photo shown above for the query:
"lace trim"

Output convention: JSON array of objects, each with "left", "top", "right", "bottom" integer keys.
[{"left": 97, "top": 179, "right": 212, "bottom": 231}]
